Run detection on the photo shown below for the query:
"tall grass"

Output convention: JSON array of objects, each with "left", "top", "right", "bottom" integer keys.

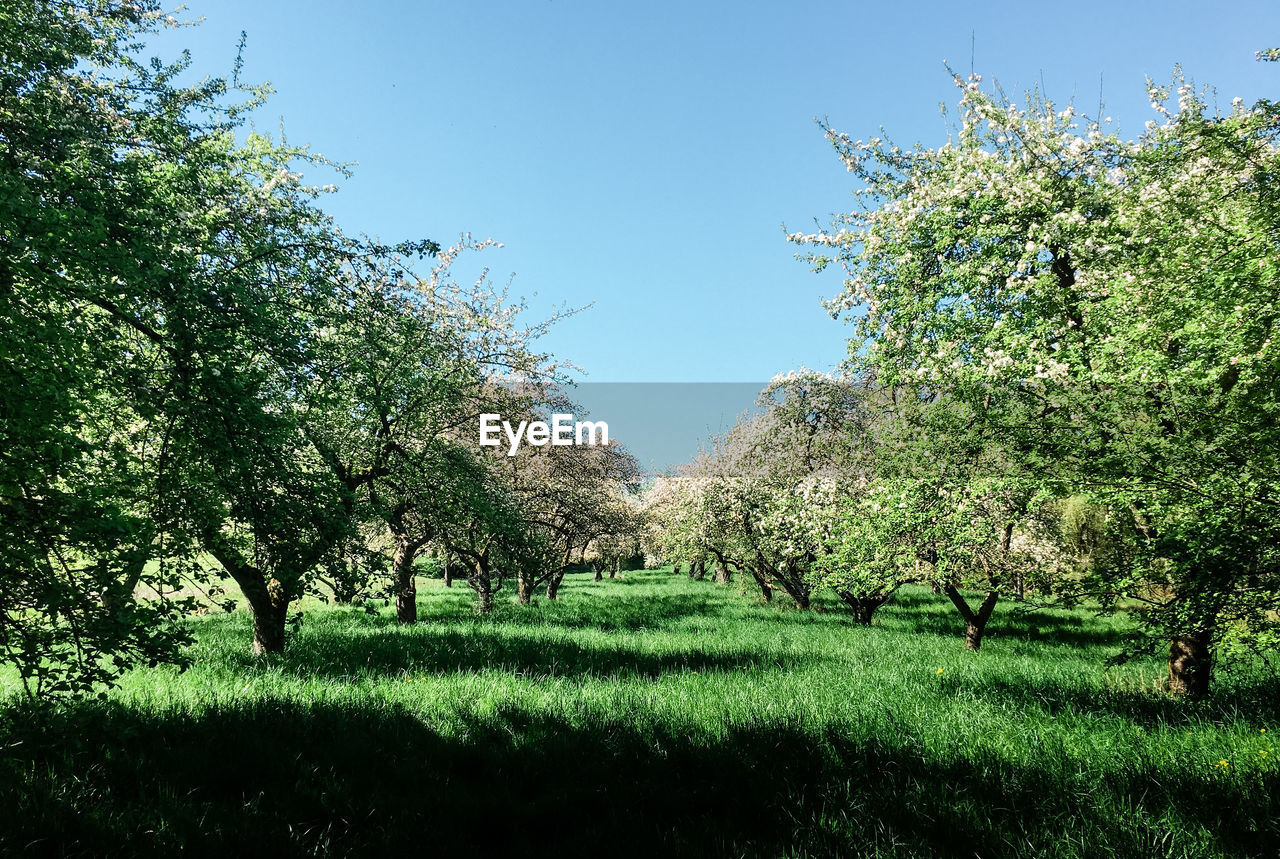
[{"left": 1, "top": 570, "right": 1275, "bottom": 857}]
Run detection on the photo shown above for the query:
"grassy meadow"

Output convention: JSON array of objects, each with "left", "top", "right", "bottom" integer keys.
[{"left": 1, "top": 569, "right": 1276, "bottom": 857}]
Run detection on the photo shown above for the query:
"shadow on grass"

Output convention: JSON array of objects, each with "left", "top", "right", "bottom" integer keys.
[
  {"left": 879, "top": 588, "right": 1134, "bottom": 649},
  {"left": 407, "top": 575, "right": 734, "bottom": 632},
  {"left": 945, "top": 671, "right": 1280, "bottom": 727},
  {"left": 502, "top": 592, "right": 730, "bottom": 632},
  {"left": 423, "top": 573, "right": 1130, "bottom": 651},
  {"left": 0, "top": 698, "right": 1274, "bottom": 858},
  {"left": 230, "top": 616, "right": 797, "bottom": 681}
]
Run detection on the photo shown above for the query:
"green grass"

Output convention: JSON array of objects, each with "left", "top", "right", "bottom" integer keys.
[{"left": 1, "top": 570, "right": 1276, "bottom": 857}]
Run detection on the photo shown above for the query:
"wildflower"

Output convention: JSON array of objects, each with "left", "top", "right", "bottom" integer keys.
[
  {"left": 1216, "top": 759, "right": 1230, "bottom": 768},
  {"left": 936, "top": 668, "right": 944, "bottom": 674}
]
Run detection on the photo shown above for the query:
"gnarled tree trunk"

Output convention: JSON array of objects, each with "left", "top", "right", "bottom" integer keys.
[
  {"left": 207, "top": 542, "right": 291, "bottom": 655},
  {"left": 101, "top": 547, "right": 149, "bottom": 615},
  {"left": 385, "top": 505, "right": 429, "bottom": 623},
  {"left": 1168, "top": 631, "right": 1212, "bottom": 699},
  {"left": 943, "top": 585, "right": 999, "bottom": 651},
  {"left": 469, "top": 557, "right": 495, "bottom": 614},
  {"left": 242, "top": 576, "right": 290, "bottom": 655},
  {"left": 836, "top": 589, "right": 890, "bottom": 625},
  {"left": 392, "top": 535, "right": 427, "bottom": 625},
  {"left": 713, "top": 559, "right": 731, "bottom": 585},
  {"left": 761, "top": 557, "right": 810, "bottom": 610},
  {"left": 546, "top": 570, "right": 565, "bottom": 599},
  {"left": 746, "top": 564, "right": 772, "bottom": 602}
]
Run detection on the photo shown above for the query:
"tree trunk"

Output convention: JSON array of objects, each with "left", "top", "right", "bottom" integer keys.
[
  {"left": 443, "top": 557, "right": 453, "bottom": 587},
  {"left": 693, "top": 560, "right": 706, "bottom": 581},
  {"left": 102, "top": 549, "right": 148, "bottom": 614},
  {"left": 837, "top": 589, "right": 888, "bottom": 625},
  {"left": 469, "top": 559, "right": 495, "bottom": 614},
  {"left": 392, "top": 536, "right": 423, "bottom": 625},
  {"left": 943, "top": 585, "right": 999, "bottom": 651},
  {"left": 1002, "top": 522, "right": 1026, "bottom": 601},
  {"left": 1168, "top": 631, "right": 1212, "bottom": 699},
  {"left": 714, "top": 560, "right": 731, "bottom": 584},
  {"left": 672, "top": 563, "right": 682, "bottom": 576},
  {"left": 212, "top": 546, "right": 290, "bottom": 655},
  {"left": 244, "top": 578, "right": 289, "bottom": 655},
  {"left": 769, "top": 560, "right": 810, "bottom": 610},
  {"left": 476, "top": 582, "right": 494, "bottom": 614},
  {"left": 746, "top": 566, "right": 772, "bottom": 602},
  {"left": 593, "top": 563, "right": 603, "bottom": 582},
  {"left": 463, "top": 552, "right": 496, "bottom": 614},
  {"left": 546, "top": 572, "right": 563, "bottom": 600},
  {"left": 517, "top": 575, "right": 535, "bottom": 604},
  {"left": 386, "top": 506, "right": 426, "bottom": 622}
]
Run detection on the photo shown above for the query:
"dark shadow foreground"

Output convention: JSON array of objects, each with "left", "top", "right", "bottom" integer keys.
[{"left": 0, "top": 697, "right": 1275, "bottom": 858}]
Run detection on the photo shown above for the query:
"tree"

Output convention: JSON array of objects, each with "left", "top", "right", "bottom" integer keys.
[
  {"left": 162, "top": 109, "right": 438, "bottom": 656},
  {"left": 643, "top": 474, "right": 735, "bottom": 587},
  {"left": 793, "top": 63, "right": 1280, "bottom": 693},
  {"left": 584, "top": 518, "right": 643, "bottom": 582},
  {"left": 0, "top": 0, "right": 235, "bottom": 693},
  {"left": 299, "top": 237, "right": 556, "bottom": 624},
  {"left": 649, "top": 372, "right": 866, "bottom": 611},
  {"left": 1, "top": 0, "right": 461, "bottom": 664},
  {"left": 487, "top": 394, "right": 641, "bottom": 603},
  {"left": 428, "top": 444, "right": 530, "bottom": 615}
]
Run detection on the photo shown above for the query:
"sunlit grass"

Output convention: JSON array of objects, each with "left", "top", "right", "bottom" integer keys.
[{"left": 1, "top": 570, "right": 1276, "bottom": 857}]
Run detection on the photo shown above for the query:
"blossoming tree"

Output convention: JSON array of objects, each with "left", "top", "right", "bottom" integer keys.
[{"left": 793, "top": 63, "right": 1280, "bottom": 695}]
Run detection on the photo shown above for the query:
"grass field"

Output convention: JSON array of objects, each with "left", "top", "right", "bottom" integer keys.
[{"left": 1, "top": 569, "right": 1276, "bottom": 857}]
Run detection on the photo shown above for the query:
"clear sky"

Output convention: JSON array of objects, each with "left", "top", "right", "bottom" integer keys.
[{"left": 146, "top": 0, "right": 1280, "bottom": 382}]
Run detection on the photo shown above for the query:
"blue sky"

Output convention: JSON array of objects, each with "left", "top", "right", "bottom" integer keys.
[{"left": 148, "top": 0, "right": 1279, "bottom": 382}]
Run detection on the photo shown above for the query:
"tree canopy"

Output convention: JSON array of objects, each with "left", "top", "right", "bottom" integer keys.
[{"left": 790, "top": 65, "right": 1280, "bottom": 694}]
